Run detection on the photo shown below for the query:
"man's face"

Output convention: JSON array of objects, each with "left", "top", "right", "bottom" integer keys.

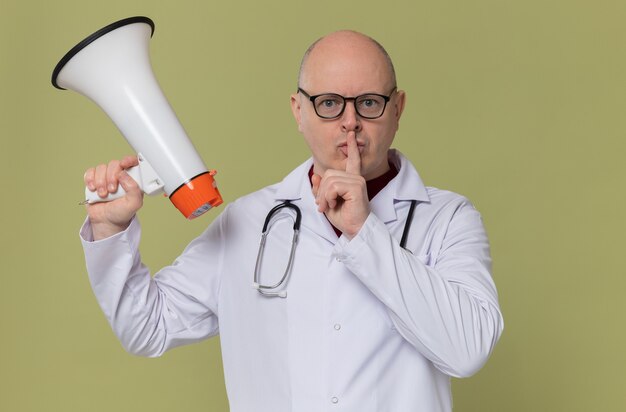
[{"left": 291, "top": 32, "right": 406, "bottom": 180}]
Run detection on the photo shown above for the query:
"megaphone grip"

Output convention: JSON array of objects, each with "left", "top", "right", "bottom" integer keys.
[
  {"left": 83, "top": 154, "right": 169, "bottom": 203},
  {"left": 84, "top": 165, "right": 143, "bottom": 204}
]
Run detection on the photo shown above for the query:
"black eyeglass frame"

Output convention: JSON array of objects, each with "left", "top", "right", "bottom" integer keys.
[{"left": 297, "top": 87, "right": 397, "bottom": 119}]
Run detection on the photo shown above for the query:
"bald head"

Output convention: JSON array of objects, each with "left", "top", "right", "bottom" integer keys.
[{"left": 297, "top": 31, "right": 397, "bottom": 92}]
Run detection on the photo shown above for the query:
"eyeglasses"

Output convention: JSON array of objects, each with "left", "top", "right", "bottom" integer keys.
[{"left": 298, "top": 87, "right": 396, "bottom": 119}]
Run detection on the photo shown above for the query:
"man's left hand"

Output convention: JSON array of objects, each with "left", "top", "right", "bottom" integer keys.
[{"left": 311, "top": 131, "right": 370, "bottom": 239}]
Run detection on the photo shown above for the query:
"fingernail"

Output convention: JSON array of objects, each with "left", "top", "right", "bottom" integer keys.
[
  {"left": 108, "top": 184, "right": 115, "bottom": 192},
  {"left": 88, "top": 183, "right": 95, "bottom": 191}
]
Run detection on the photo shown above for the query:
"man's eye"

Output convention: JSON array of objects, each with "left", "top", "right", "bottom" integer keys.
[
  {"left": 321, "top": 99, "right": 338, "bottom": 107},
  {"left": 359, "top": 97, "right": 381, "bottom": 108}
]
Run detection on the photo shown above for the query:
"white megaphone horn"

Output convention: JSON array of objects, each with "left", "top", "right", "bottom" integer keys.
[{"left": 52, "top": 16, "right": 222, "bottom": 219}]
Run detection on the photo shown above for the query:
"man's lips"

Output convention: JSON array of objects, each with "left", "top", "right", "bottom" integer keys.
[{"left": 338, "top": 142, "right": 365, "bottom": 156}]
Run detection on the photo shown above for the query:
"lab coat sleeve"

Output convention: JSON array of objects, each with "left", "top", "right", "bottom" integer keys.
[
  {"left": 79, "top": 210, "right": 228, "bottom": 357},
  {"left": 334, "top": 200, "right": 503, "bottom": 378}
]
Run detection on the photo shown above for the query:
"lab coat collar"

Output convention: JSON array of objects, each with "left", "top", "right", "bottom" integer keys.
[
  {"left": 370, "top": 149, "right": 430, "bottom": 223},
  {"left": 274, "top": 159, "right": 340, "bottom": 243},
  {"left": 273, "top": 149, "right": 430, "bottom": 242},
  {"left": 274, "top": 158, "right": 312, "bottom": 203}
]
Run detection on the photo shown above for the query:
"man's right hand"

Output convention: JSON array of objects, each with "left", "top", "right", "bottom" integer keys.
[{"left": 83, "top": 155, "right": 144, "bottom": 240}]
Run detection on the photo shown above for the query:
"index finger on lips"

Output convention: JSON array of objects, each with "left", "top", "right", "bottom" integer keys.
[{"left": 345, "top": 131, "right": 361, "bottom": 175}]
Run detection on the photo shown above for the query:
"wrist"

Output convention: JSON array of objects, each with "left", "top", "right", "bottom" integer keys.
[
  {"left": 90, "top": 219, "right": 132, "bottom": 240},
  {"left": 342, "top": 209, "right": 370, "bottom": 240}
]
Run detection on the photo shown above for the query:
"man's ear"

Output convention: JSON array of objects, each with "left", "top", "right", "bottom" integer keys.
[
  {"left": 393, "top": 90, "right": 406, "bottom": 131},
  {"left": 394, "top": 90, "right": 406, "bottom": 121},
  {"left": 290, "top": 93, "right": 303, "bottom": 132}
]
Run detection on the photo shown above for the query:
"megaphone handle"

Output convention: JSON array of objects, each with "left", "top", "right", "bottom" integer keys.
[
  {"left": 83, "top": 154, "right": 165, "bottom": 204},
  {"left": 84, "top": 165, "right": 142, "bottom": 204}
]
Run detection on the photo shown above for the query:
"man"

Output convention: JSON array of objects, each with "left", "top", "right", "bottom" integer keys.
[{"left": 81, "top": 30, "right": 503, "bottom": 411}]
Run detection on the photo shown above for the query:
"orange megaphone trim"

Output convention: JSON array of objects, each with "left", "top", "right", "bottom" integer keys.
[{"left": 169, "top": 171, "right": 223, "bottom": 219}]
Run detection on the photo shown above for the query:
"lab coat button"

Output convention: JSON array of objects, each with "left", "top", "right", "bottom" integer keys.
[
  {"left": 335, "top": 256, "right": 342, "bottom": 262},
  {"left": 331, "top": 396, "right": 339, "bottom": 404},
  {"left": 334, "top": 323, "right": 341, "bottom": 331}
]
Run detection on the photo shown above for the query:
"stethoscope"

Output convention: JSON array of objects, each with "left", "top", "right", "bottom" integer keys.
[{"left": 253, "top": 199, "right": 417, "bottom": 298}]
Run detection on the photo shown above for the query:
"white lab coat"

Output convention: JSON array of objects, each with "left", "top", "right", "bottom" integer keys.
[{"left": 80, "top": 149, "right": 503, "bottom": 412}]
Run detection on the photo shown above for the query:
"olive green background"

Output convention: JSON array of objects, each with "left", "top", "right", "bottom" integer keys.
[{"left": 1, "top": 0, "right": 624, "bottom": 410}]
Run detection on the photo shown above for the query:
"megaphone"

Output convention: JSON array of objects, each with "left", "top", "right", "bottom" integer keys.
[{"left": 51, "top": 16, "right": 222, "bottom": 219}]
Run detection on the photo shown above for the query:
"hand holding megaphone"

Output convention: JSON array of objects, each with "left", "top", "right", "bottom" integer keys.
[
  {"left": 83, "top": 155, "right": 144, "bottom": 233},
  {"left": 53, "top": 16, "right": 223, "bottom": 220},
  {"left": 83, "top": 153, "right": 168, "bottom": 204}
]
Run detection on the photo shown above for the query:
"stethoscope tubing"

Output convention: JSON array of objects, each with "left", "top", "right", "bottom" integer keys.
[
  {"left": 253, "top": 199, "right": 417, "bottom": 298},
  {"left": 253, "top": 201, "right": 301, "bottom": 297}
]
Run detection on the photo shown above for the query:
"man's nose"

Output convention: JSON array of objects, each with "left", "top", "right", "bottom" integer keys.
[{"left": 340, "top": 99, "right": 362, "bottom": 132}]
